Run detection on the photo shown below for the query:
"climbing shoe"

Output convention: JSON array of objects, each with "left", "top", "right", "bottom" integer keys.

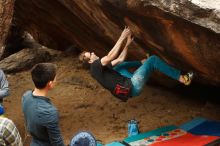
[{"left": 183, "top": 71, "right": 194, "bottom": 86}]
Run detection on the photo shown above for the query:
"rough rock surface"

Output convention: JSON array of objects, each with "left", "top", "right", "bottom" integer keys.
[
  {"left": 0, "top": 47, "right": 61, "bottom": 73},
  {"left": 2, "top": 0, "right": 220, "bottom": 86},
  {"left": 140, "top": 0, "right": 220, "bottom": 33},
  {"left": 0, "top": 0, "right": 15, "bottom": 57}
]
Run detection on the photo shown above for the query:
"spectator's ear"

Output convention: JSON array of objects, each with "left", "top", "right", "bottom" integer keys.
[{"left": 47, "top": 81, "right": 55, "bottom": 89}]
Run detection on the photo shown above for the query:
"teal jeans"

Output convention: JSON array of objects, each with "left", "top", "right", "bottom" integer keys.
[{"left": 114, "top": 55, "right": 181, "bottom": 97}]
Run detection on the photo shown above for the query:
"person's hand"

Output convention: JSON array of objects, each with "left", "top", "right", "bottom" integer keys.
[{"left": 120, "top": 26, "right": 131, "bottom": 39}]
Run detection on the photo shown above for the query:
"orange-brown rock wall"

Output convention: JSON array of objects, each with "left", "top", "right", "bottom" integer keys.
[
  {"left": 10, "top": 0, "right": 220, "bottom": 86},
  {"left": 0, "top": 0, "right": 15, "bottom": 57}
]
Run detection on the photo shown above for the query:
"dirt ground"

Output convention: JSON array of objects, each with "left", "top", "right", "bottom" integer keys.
[{"left": 3, "top": 54, "right": 220, "bottom": 145}]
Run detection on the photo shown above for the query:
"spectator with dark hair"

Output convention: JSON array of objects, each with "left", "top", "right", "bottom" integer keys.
[{"left": 22, "top": 63, "right": 65, "bottom": 146}]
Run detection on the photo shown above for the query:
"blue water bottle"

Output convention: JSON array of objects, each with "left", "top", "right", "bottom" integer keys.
[{"left": 128, "top": 119, "right": 139, "bottom": 137}]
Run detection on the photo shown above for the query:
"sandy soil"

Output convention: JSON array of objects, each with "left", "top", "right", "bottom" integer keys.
[{"left": 3, "top": 54, "right": 220, "bottom": 145}]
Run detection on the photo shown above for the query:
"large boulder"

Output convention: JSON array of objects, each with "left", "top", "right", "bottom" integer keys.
[
  {"left": 0, "top": 0, "right": 15, "bottom": 57},
  {"left": 0, "top": 47, "right": 61, "bottom": 73},
  {"left": 12, "top": 0, "right": 220, "bottom": 86}
]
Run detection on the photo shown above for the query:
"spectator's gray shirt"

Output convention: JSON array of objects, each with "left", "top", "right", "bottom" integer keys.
[{"left": 0, "top": 69, "right": 9, "bottom": 100}]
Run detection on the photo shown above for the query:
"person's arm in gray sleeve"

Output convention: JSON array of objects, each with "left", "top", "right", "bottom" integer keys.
[{"left": 0, "top": 70, "right": 9, "bottom": 100}]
